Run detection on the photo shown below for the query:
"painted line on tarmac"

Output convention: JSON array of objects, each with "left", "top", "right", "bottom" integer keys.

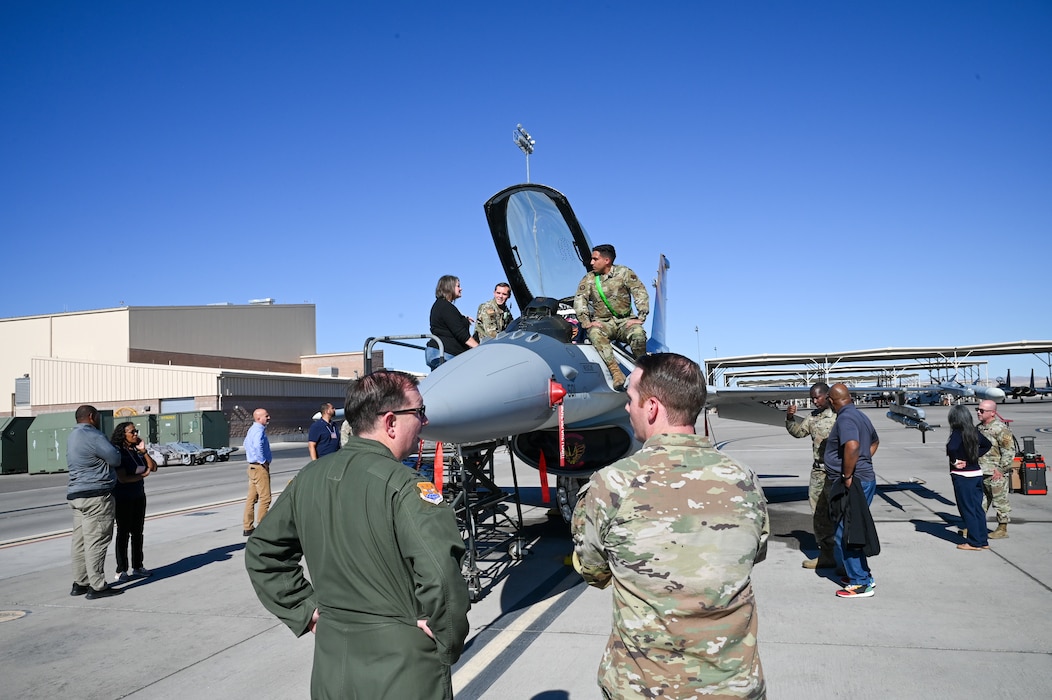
[
  {"left": 452, "top": 567, "right": 586, "bottom": 697},
  {"left": 0, "top": 492, "right": 285, "bottom": 549}
]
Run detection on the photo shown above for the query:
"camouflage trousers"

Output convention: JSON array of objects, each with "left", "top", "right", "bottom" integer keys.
[
  {"left": 811, "top": 468, "right": 836, "bottom": 561},
  {"left": 982, "top": 469, "right": 1011, "bottom": 523},
  {"left": 586, "top": 319, "right": 647, "bottom": 375}
]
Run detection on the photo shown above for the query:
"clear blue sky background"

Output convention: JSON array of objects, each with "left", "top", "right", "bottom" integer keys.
[{"left": 2, "top": 2, "right": 1049, "bottom": 379}]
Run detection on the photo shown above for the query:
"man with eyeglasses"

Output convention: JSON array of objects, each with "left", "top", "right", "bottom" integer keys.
[
  {"left": 246, "top": 370, "right": 469, "bottom": 700},
  {"left": 975, "top": 400, "right": 1015, "bottom": 539}
]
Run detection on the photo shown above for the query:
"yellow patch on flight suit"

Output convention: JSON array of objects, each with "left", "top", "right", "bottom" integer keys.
[{"left": 417, "top": 482, "right": 443, "bottom": 505}]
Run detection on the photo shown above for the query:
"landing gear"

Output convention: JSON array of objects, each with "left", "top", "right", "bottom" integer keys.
[
  {"left": 556, "top": 476, "right": 588, "bottom": 524},
  {"left": 508, "top": 537, "right": 527, "bottom": 560}
]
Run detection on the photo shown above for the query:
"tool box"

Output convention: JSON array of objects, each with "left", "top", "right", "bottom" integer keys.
[
  {"left": 1021, "top": 455, "right": 1047, "bottom": 495},
  {"left": 1018, "top": 436, "right": 1046, "bottom": 496}
]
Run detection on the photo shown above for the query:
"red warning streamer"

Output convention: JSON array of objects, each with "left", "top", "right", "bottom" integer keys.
[
  {"left": 545, "top": 378, "right": 568, "bottom": 503},
  {"left": 433, "top": 442, "right": 444, "bottom": 494},
  {"left": 558, "top": 403, "right": 565, "bottom": 467},
  {"left": 538, "top": 450, "right": 550, "bottom": 503}
]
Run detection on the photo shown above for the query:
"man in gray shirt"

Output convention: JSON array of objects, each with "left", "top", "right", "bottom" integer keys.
[{"left": 67, "top": 405, "right": 123, "bottom": 599}]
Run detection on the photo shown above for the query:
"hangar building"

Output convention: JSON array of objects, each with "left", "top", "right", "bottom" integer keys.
[{"left": 0, "top": 304, "right": 381, "bottom": 438}]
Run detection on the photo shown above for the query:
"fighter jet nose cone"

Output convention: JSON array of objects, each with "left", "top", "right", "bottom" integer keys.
[{"left": 419, "top": 341, "right": 558, "bottom": 444}]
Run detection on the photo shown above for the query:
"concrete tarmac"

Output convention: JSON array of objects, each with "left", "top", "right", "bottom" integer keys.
[{"left": 2, "top": 402, "right": 1051, "bottom": 698}]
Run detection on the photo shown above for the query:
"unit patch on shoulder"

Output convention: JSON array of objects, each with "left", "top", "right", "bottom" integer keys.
[{"left": 417, "top": 482, "right": 444, "bottom": 505}]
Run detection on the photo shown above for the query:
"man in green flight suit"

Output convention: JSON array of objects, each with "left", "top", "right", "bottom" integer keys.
[
  {"left": 573, "top": 243, "right": 650, "bottom": 390},
  {"left": 245, "top": 370, "right": 469, "bottom": 700},
  {"left": 572, "top": 353, "right": 769, "bottom": 699}
]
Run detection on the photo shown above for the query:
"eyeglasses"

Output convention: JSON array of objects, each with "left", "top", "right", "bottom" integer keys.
[
  {"left": 378, "top": 405, "right": 427, "bottom": 419},
  {"left": 127, "top": 429, "right": 139, "bottom": 434},
  {"left": 976, "top": 409, "right": 991, "bottom": 414}
]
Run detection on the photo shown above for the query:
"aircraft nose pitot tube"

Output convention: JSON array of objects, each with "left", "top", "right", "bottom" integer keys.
[{"left": 419, "top": 342, "right": 559, "bottom": 444}]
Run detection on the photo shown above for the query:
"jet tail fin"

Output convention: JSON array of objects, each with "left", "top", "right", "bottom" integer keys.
[{"left": 646, "top": 254, "right": 670, "bottom": 353}]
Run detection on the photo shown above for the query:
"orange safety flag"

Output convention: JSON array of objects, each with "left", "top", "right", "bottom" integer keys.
[
  {"left": 538, "top": 450, "right": 551, "bottom": 503},
  {"left": 433, "top": 442, "right": 444, "bottom": 494}
]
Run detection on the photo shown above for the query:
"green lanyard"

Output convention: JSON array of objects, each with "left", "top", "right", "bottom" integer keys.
[{"left": 594, "top": 274, "right": 625, "bottom": 318}]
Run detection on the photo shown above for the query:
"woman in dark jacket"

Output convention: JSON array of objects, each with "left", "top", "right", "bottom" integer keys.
[
  {"left": 426, "top": 275, "right": 478, "bottom": 369},
  {"left": 110, "top": 421, "right": 158, "bottom": 580},
  {"left": 946, "top": 405, "right": 992, "bottom": 551}
]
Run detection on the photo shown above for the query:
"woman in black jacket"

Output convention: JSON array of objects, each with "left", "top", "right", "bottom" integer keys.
[
  {"left": 426, "top": 275, "right": 478, "bottom": 369},
  {"left": 946, "top": 405, "right": 992, "bottom": 551}
]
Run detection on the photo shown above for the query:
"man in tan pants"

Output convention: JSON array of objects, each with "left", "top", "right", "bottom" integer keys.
[{"left": 243, "top": 408, "right": 272, "bottom": 536}]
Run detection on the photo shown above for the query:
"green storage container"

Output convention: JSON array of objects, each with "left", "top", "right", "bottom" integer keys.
[
  {"left": 157, "top": 414, "right": 180, "bottom": 444},
  {"left": 28, "top": 411, "right": 114, "bottom": 474},
  {"left": 178, "top": 410, "right": 230, "bottom": 448},
  {"left": 126, "top": 414, "right": 158, "bottom": 445},
  {"left": 0, "top": 417, "right": 33, "bottom": 474}
]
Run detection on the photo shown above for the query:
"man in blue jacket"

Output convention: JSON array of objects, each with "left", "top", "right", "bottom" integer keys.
[{"left": 67, "top": 405, "right": 123, "bottom": 599}]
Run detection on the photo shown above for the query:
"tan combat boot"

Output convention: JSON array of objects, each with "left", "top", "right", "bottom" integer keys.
[
  {"left": 802, "top": 550, "right": 837, "bottom": 569},
  {"left": 988, "top": 523, "right": 1008, "bottom": 539},
  {"left": 608, "top": 363, "right": 626, "bottom": 391}
]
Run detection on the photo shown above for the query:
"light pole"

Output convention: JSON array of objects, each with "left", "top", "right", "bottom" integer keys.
[
  {"left": 513, "top": 124, "right": 536, "bottom": 182},
  {"left": 694, "top": 326, "right": 701, "bottom": 364}
]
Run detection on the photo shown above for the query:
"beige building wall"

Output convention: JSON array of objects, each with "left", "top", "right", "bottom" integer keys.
[
  {"left": 31, "top": 357, "right": 219, "bottom": 407},
  {"left": 0, "top": 316, "right": 54, "bottom": 385},
  {"left": 1, "top": 309, "right": 132, "bottom": 414},
  {"left": 129, "top": 305, "right": 315, "bottom": 365},
  {"left": 301, "top": 351, "right": 384, "bottom": 379},
  {"left": 0, "top": 304, "right": 318, "bottom": 414},
  {"left": 51, "top": 309, "right": 130, "bottom": 363}
]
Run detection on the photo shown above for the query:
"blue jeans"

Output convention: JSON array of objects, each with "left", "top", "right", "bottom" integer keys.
[
  {"left": 425, "top": 347, "right": 455, "bottom": 370},
  {"left": 952, "top": 474, "right": 988, "bottom": 547},
  {"left": 834, "top": 478, "right": 876, "bottom": 586}
]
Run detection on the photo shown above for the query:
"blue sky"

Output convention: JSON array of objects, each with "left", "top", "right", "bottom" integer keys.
[{"left": 2, "top": 2, "right": 1049, "bottom": 379}]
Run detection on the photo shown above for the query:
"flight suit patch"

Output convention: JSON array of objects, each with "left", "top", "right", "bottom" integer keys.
[{"left": 417, "top": 482, "right": 443, "bottom": 505}]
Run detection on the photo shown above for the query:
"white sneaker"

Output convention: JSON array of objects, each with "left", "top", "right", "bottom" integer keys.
[{"left": 131, "top": 568, "right": 152, "bottom": 578}]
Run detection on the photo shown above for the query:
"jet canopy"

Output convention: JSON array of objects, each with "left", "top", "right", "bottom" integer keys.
[{"left": 483, "top": 184, "right": 594, "bottom": 312}]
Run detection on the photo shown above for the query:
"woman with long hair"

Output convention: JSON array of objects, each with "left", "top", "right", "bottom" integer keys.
[
  {"left": 425, "top": 274, "right": 478, "bottom": 369},
  {"left": 946, "top": 405, "right": 992, "bottom": 551},
  {"left": 109, "top": 421, "right": 158, "bottom": 580}
]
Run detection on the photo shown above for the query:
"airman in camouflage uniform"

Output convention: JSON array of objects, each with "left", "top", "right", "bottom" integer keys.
[
  {"left": 475, "top": 283, "right": 513, "bottom": 340},
  {"left": 785, "top": 382, "right": 837, "bottom": 569},
  {"left": 573, "top": 244, "right": 649, "bottom": 390},
  {"left": 572, "top": 354, "right": 769, "bottom": 700},
  {"left": 977, "top": 400, "right": 1014, "bottom": 538}
]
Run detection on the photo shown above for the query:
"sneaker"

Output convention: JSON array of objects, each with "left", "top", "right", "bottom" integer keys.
[
  {"left": 70, "top": 582, "right": 90, "bottom": 596},
  {"left": 836, "top": 584, "right": 875, "bottom": 599},
  {"left": 839, "top": 577, "right": 876, "bottom": 588},
  {"left": 117, "top": 571, "right": 132, "bottom": 583},
  {"left": 85, "top": 586, "right": 124, "bottom": 600},
  {"left": 131, "top": 568, "right": 152, "bottom": 578}
]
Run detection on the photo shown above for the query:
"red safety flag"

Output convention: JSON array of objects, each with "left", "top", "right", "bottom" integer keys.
[
  {"left": 558, "top": 403, "right": 565, "bottom": 467},
  {"left": 538, "top": 450, "right": 551, "bottom": 503},
  {"left": 433, "top": 442, "right": 444, "bottom": 494}
]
